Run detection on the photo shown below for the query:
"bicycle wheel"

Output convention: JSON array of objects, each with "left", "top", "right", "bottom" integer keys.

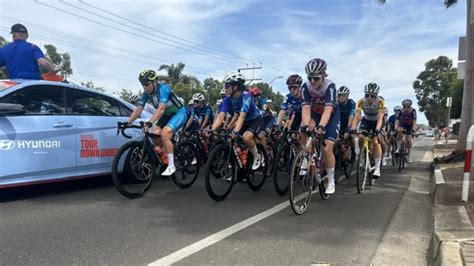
[
  {"left": 398, "top": 143, "right": 404, "bottom": 172},
  {"left": 265, "top": 144, "right": 276, "bottom": 178},
  {"left": 112, "top": 141, "right": 157, "bottom": 199},
  {"left": 273, "top": 144, "right": 291, "bottom": 196},
  {"left": 356, "top": 147, "right": 369, "bottom": 194},
  {"left": 247, "top": 144, "right": 268, "bottom": 191},
  {"left": 343, "top": 145, "right": 354, "bottom": 179},
  {"left": 204, "top": 143, "right": 235, "bottom": 202},
  {"left": 172, "top": 140, "right": 199, "bottom": 189},
  {"left": 289, "top": 150, "right": 313, "bottom": 215}
]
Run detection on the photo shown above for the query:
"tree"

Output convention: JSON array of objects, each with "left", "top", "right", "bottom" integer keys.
[
  {"left": 413, "top": 56, "right": 457, "bottom": 127},
  {"left": 172, "top": 82, "right": 203, "bottom": 103},
  {"left": 43, "top": 44, "right": 73, "bottom": 77},
  {"left": 0, "top": 36, "right": 8, "bottom": 79},
  {"left": 203, "top": 77, "right": 224, "bottom": 108},
  {"left": 159, "top": 62, "right": 200, "bottom": 87},
  {"left": 81, "top": 81, "right": 105, "bottom": 92},
  {"left": 114, "top": 88, "right": 137, "bottom": 103},
  {"left": 377, "top": 0, "right": 472, "bottom": 154},
  {"left": 450, "top": 79, "right": 463, "bottom": 119}
]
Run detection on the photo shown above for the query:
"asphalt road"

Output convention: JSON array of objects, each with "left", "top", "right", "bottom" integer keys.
[{"left": 0, "top": 136, "right": 435, "bottom": 265}]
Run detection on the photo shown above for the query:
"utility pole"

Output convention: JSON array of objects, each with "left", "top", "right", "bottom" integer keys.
[
  {"left": 447, "top": 96, "right": 452, "bottom": 143},
  {"left": 238, "top": 63, "right": 262, "bottom": 84}
]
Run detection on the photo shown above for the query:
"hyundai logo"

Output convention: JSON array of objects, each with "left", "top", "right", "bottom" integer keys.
[{"left": 0, "top": 140, "right": 15, "bottom": 151}]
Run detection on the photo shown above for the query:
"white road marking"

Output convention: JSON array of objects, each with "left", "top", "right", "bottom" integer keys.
[{"left": 148, "top": 200, "right": 289, "bottom": 265}]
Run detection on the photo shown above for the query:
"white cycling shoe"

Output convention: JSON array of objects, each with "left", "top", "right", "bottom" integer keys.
[
  {"left": 252, "top": 154, "right": 262, "bottom": 170},
  {"left": 325, "top": 182, "right": 335, "bottom": 194},
  {"left": 162, "top": 165, "right": 176, "bottom": 176}
]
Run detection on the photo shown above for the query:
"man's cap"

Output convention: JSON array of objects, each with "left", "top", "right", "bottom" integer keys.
[{"left": 10, "top": 23, "right": 28, "bottom": 34}]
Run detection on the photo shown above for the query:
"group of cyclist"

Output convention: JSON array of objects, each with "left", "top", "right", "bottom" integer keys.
[{"left": 123, "top": 57, "right": 418, "bottom": 195}]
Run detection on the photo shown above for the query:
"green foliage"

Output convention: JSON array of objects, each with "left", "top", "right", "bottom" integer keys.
[
  {"left": 450, "top": 79, "right": 463, "bottom": 119},
  {"left": 81, "top": 81, "right": 105, "bottom": 92},
  {"left": 203, "top": 77, "right": 224, "bottom": 108},
  {"left": 114, "top": 88, "right": 137, "bottom": 103},
  {"left": 412, "top": 56, "right": 459, "bottom": 127},
  {"left": 158, "top": 62, "right": 200, "bottom": 88},
  {"left": 172, "top": 82, "right": 204, "bottom": 104},
  {"left": 43, "top": 44, "right": 73, "bottom": 77}
]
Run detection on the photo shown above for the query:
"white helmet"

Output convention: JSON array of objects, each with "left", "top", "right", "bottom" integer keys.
[
  {"left": 220, "top": 88, "right": 226, "bottom": 95},
  {"left": 188, "top": 99, "right": 194, "bottom": 105},
  {"left": 216, "top": 99, "right": 223, "bottom": 106},
  {"left": 338, "top": 86, "right": 350, "bottom": 95},
  {"left": 192, "top": 93, "right": 205, "bottom": 103},
  {"left": 223, "top": 71, "right": 245, "bottom": 85},
  {"left": 305, "top": 58, "right": 327, "bottom": 75},
  {"left": 364, "top": 83, "right": 380, "bottom": 95},
  {"left": 129, "top": 94, "right": 140, "bottom": 103},
  {"left": 402, "top": 99, "right": 412, "bottom": 106}
]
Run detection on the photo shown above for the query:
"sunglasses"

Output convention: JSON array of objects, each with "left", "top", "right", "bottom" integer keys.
[
  {"left": 365, "top": 94, "right": 377, "bottom": 98},
  {"left": 224, "top": 83, "right": 233, "bottom": 89},
  {"left": 403, "top": 105, "right": 411, "bottom": 108},
  {"left": 288, "top": 85, "right": 300, "bottom": 90},
  {"left": 141, "top": 82, "right": 151, "bottom": 86},
  {"left": 307, "top": 76, "right": 322, "bottom": 82}
]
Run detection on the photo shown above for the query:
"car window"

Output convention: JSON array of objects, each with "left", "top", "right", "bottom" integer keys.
[
  {"left": 0, "top": 85, "right": 66, "bottom": 115},
  {"left": 72, "top": 89, "right": 130, "bottom": 117}
]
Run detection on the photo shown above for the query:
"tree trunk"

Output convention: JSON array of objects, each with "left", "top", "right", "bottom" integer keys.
[{"left": 455, "top": 0, "right": 474, "bottom": 153}]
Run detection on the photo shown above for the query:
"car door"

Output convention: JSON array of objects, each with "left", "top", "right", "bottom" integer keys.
[
  {"left": 0, "top": 84, "right": 76, "bottom": 185},
  {"left": 70, "top": 88, "right": 140, "bottom": 174}
]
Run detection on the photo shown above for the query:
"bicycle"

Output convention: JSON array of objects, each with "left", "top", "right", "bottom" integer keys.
[
  {"left": 356, "top": 132, "right": 377, "bottom": 194},
  {"left": 334, "top": 134, "right": 355, "bottom": 180},
  {"left": 289, "top": 131, "right": 329, "bottom": 215},
  {"left": 204, "top": 129, "right": 268, "bottom": 202},
  {"left": 272, "top": 129, "right": 299, "bottom": 196},
  {"left": 112, "top": 121, "right": 200, "bottom": 198}
]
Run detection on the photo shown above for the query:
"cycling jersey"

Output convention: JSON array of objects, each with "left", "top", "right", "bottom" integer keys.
[
  {"left": 139, "top": 83, "right": 183, "bottom": 115},
  {"left": 338, "top": 98, "right": 356, "bottom": 130},
  {"left": 219, "top": 91, "right": 261, "bottom": 121},
  {"left": 387, "top": 114, "right": 397, "bottom": 132},
  {"left": 281, "top": 93, "right": 304, "bottom": 114},
  {"left": 355, "top": 96, "right": 385, "bottom": 121},
  {"left": 192, "top": 104, "right": 214, "bottom": 124},
  {"left": 301, "top": 79, "right": 339, "bottom": 116},
  {"left": 397, "top": 108, "right": 417, "bottom": 127}
]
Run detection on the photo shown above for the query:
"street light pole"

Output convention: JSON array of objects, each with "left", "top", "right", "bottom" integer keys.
[{"left": 269, "top": 76, "right": 283, "bottom": 85}]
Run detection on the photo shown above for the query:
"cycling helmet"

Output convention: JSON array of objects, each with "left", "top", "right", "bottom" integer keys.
[
  {"left": 138, "top": 69, "right": 158, "bottom": 83},
  {"left": 249, "top": 87, "right": 262, "bottom": 96},
  {"left": 394, "top": 105, "right": 402, "bottom": 112},
  {"left": 216, "top": 99, "right": 223, "bottom": 106},
  {"left": 130, "top": 94, "right": 140, "bottom": 103},
  {"left": 364, "top": 82, "right": 380, "bottom": 95},
  {"left": 223, "top": 71, "right": 245, "bottom": 85},
  {"left": 266, "top": 99, "right": 272, "bottom": 103},
  {"left": 188, "top": 99, "right": 194, "bottom": 105},
  {"left": 402, "top": 99, "right": 412, "bottom": 106},
  {"left": 286, "top": 74, "right": 303, "bottom": 86},
  {"left": 338, "top": 86, "right": 350, "bottom": 95},
  {"left": 220, "top": 88, "right": 226, "bottom": 96},
  {"left": 192, "top": 93, "right": 205, "bottom": 103},
  {"left": 305, "top": 58, "right": 327, "bottom": 75}
]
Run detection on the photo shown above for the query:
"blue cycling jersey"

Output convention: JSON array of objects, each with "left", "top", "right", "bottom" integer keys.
[
  {"left": 219, "top": 91, "right": 261, "bottom": 121},
  {"left": 192, "top": 104, "right": 214, "bottom": 123},
  {"left": 388, "top": 114, "right": 397, "bottom": 131},
  {"left": 281, "top": 93, "right": 304, "bottom": 114},
  {"left": 139, "top": 83, "right": 183, "bottom": 115},
  {"left": 338, "top": 98, "right": 356, "bottom": 128}
]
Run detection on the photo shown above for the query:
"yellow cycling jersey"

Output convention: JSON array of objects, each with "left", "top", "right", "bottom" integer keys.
[{"left": 356, "top": 96, "right": 385, "bottom": 121}]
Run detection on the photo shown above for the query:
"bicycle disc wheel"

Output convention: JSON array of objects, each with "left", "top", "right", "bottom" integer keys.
[
  {"left": 204, "top": 144, "right": 235, "bottom": 202},
  {"left": 356, "top": 148, "right": 369, "bottom": 194},
  {"left": 273, "top": 144, "right": 291, "bottom": 196},
  {"left": 112, "top": 141, "right": 156, "bottom": 199},
  {"left": 172, "top": 140, "right": 199, "bottom": 189},
  {"left": 289, "top": 150, "right": 313, "bottom": 215},
  {"left": 246, "top": 144, "right": 268, "bottom": 191}
]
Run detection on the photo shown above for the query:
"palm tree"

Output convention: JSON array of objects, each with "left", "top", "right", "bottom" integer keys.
[
  {"left": 158, "top": 62, "right": 201, "bottom": 88},
  {"left": 378, "top": 0, "right": 472, "bottom": 153}
]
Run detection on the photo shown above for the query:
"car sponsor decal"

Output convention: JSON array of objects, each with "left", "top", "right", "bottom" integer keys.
[
  {"left": 0, "top": 139, "right": 61, "bottom": 150},
  {"left": 80, "top": 134, "right": 118, "bottom": 158}
]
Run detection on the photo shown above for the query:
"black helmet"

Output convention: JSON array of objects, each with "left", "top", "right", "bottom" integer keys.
[
  {"left": 138, "top": 69, "right": 158, "bottom": 84},
  {"left": 286, "top": 74, "right": 303, "bottom": 86}
]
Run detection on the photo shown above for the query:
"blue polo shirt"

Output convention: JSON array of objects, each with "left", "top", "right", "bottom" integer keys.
[{"left": 0, "top": 40, "right": 45, "bottom": 79}]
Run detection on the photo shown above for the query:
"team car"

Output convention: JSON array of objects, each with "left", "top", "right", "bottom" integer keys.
[{"left": 0, "top": 79, "right": 150, "bottom": 188}]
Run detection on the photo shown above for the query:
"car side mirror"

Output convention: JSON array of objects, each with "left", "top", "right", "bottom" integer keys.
[{"left": 0, "top": 103, "right": 26, "bottom": 116}]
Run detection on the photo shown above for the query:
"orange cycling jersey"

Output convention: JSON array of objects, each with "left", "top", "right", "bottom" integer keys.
[{"left": 356, "top": 96, "right": 385, "bottom": 121}]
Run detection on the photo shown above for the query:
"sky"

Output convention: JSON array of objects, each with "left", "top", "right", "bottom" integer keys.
[{"left": 0, "top": 0, "right": 468, "bottom": 124}]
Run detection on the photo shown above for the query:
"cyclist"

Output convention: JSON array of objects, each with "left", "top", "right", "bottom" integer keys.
[
  {"left": 386, "top": 105, "right": 401, "bottom": 159},
  {"left": 209, "top": 72, "right": 263, "bottom": 170},
  {"left": 249, "top": 87, "right": 274, "bottom": 150},
  {"left": 276, "top": 74, "right": 304, "bottom": 131},
  {"left": 126, "top": 69, "right": 188, "bottom": 176},
  {"left": 351, "top": 82, "right": 385, "bottom": 179},
  {"left": 185, "top": 93, "right": 214, "bottom": 130},
  {"left": 300, "top": 58, "right": 340, "bottom": 194},
  {"left": 129, "top": 94, "right": 157, "bottom": 115},
  {"left": 337, "top": 85, "right": 356, "bottom": 163},
  {"left": 394, "top": 99, "right": 417, "bottom": 163}
]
